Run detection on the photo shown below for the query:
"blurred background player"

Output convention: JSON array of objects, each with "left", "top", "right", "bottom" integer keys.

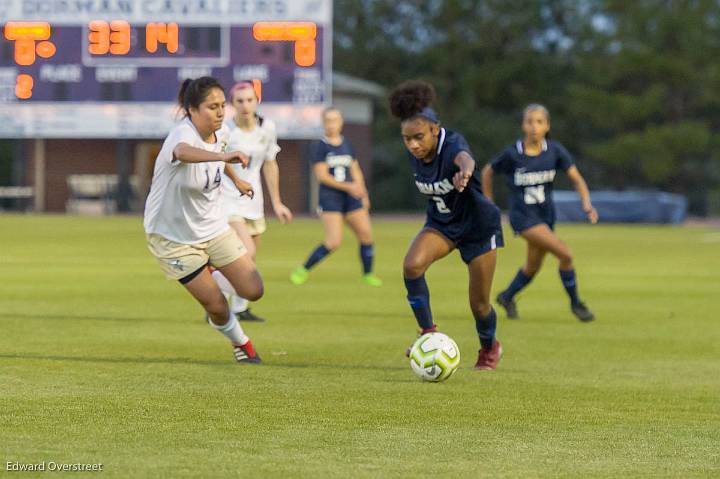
[
  {"left": 482, "top": 104, "right": 598, "bottom": 322},
  {"left": 143, "top": 77, "right": 263, "bottom": 363},
  {"left": 389, "top": 80, "right": 503, "bottom": 370},
  {"left": 289, "top": 108, "right": 382, "bottom": 286},
  {"left": 210, "top": 81, "right": 293, "bottom": 323}
]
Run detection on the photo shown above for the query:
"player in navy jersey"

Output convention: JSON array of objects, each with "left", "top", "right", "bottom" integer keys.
[
  {"left": 289, "top": 107, "right": 383, "bottom": 286},
  {"left": 389, "top": 80, "right": 503, "bottom": 370},
  {"left": 482, "top": 104, "right": 598, "bottom": 322}
]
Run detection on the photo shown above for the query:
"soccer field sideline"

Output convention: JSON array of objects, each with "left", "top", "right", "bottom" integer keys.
[{"left": 1, "top": 214, "right": 719, "bottom": 478}]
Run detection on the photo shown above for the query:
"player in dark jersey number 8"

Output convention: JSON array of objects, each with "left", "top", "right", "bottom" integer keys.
[
  {"left": 482, "top": 104, "right": 598, "bottom": 322},
  {"left": 390, "top": 80, "right": 503, "bottom": 370}
]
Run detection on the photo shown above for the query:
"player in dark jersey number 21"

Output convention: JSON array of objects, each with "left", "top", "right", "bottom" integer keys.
[
  {"left": 390, "top": 80, "right": 503, "bottom": 370},
  {"left": 482, "top": 104, "right": 598, "bottom": 322}
]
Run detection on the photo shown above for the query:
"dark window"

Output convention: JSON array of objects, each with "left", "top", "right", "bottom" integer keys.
[
  {"left": 1, "top": 42, "right": 12, "bottom": 62},
  {"left": 137, "top": 26, "right": 146, "bottom": 50},
  {"left": 283, "top": 43, "right": 293, "bottom": 64},
  {"left": 186, "top": 28, "right": 199, "bottom": 51},
  {"left": 53, "top": 82, "right": 69, "bottom": 100},
  {"left": 208, "top": 28, "right": 220, "bottom": 52},
  {"left": 101, "top": 82, "right": 113, "bottom": 101},
  {"left": 284, "top": 78, "right": 293, "bottom": 96},
  {"left": 119, "top": 82, "right": 132, "bottom": 101},
  {"left": 100, "top": 83, "right": 133, "bottom": 101}
]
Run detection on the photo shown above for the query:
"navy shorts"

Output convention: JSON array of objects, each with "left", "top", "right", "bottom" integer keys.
[
  {"left": 426, "top": 222, "right": 505, "bottom": 264},
  {"left": 509, "top": 209, "right": 554, "bottom": 235},
  {"left": 318, "top": 187, "right": 363, "bottom": 214}
]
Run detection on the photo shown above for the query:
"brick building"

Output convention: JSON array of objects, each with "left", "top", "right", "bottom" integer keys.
[{"left": 9, "top": 72, "right": 383, "bottom": 214}]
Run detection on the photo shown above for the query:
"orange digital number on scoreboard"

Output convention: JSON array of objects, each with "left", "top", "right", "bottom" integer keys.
[
  {"left": 146, "top": 23, "right": 179, "bottom": 54},
  {"left": 3, "top": 22, "right": 56, "bottom": 66},
  {"left": 253, "top": 22, "right": 317, "bottom": 67},
  {"left": 3, "top": 22, "right": 58, "bottom": 99},
  {"left": 87, "top": 21, "right": 178, "bottom": 55},
  {"left": 15, "top": 73, "right": 34, "bottom": 100},
  {"left": 88, "top": 20, "right": 130, "bottom": 55}
]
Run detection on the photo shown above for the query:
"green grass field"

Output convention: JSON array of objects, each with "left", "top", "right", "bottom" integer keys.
[{"left": 1, "top": 214, "right": 719, "bottom": 478}]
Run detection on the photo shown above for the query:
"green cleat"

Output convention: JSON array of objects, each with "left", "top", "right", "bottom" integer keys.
[
  {"left": 289, "top": 266, "right": 309, "bottom": 285},
  {"left": 362, "top": 273, "right": 383, "bottom": 287}
]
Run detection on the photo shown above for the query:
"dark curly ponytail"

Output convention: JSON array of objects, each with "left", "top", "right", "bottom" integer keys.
[{"left": 388, "top": 80, "right": 438, "bottom": 122}]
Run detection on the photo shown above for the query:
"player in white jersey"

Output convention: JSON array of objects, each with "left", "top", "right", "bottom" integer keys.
[
  {"left": 210, "top": 81, "right": 293, "bottom": 322},
  {"left": 143, "top": 76, "right": 263, "bottom": 364}
]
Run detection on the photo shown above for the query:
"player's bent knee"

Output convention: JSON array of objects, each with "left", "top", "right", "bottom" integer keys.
[
  {"left": 325, "top": 240, "right": 342, "bottom": 252},
  {"left": 233, "top": 276, "right": 263, "bottom": 301},
  {"left": 470, "top": 300, "right": 492, "bottom": 317},
  {"left": 524, "top": 264, "right": 540, "bottom": 276},
  {"left": 244, "top": 282, "right": 264, "bottom": 302},
  {"left": 356, "top": 228, "right": 373, "bottom": 244},
  {"left": 559, "top": 248, "right": 573, "bottom": 265},
  {"left": 204, "top": 297, "right": 228, "bottom": 317},
  {"left": 403, "top": 256, "right": 428, "bottom": 278}
]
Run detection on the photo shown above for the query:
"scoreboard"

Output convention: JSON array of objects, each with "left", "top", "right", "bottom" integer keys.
[{"left": 0, "top": 0, "right": 332, "bottom": 138}]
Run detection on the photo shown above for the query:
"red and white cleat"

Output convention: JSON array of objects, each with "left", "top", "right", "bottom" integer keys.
[
  {"left": 474, "top": 340, "right": 502, "bottom": 370},
  {"left": 233, "top": 339, "right": 262, "bottom": 364}
]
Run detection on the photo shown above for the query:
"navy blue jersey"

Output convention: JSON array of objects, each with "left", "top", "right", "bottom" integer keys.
[
  {"left": 491, "top": 139, "right": 574, "bottom": 232},
  {"left": 410, "top": 128, "right": 501, "bottom": 243},
  {"left": 310, "top": 137, "right": 355, "bottom": 192}
]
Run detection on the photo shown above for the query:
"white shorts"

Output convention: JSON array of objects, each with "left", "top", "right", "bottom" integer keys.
[{"left": 146, "top": 229, "right": 247, "bottom": 280}]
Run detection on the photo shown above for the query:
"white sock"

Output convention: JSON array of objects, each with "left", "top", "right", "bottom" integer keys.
[
  {"left": 211, "top": 270, "right": 249, "bottom": 313},
  {"left": 230, "top": 295, "right": 249, "bottom": 314},
  {"left": 209, "top": 310, "right": 249, "bottom": 345},
  {"left": 211, "top": 269, "right": 236, "bottom": 296}
]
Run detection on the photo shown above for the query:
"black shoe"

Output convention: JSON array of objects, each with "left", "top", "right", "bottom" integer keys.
[
  {"left": 496, "top": 293, "right": 519, "bottom": 319},
  {"left": 236, "top": 309, "right": 267, "bottom": 323},
  {"left": 571, "top": 302, "right": 595, "bottom": 322}
]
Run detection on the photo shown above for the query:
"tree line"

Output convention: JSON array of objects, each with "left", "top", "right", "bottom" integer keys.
[{"left": 333, "top": 0, "right": 720, "bottom": 214}]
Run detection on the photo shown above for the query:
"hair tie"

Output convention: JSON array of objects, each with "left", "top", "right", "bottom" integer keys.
[
  {"left": 418, "top": 107, "right": 439, "bottom": 123},
  {"left": 229, "top": 80, "right": 261, "bottom": 102}
]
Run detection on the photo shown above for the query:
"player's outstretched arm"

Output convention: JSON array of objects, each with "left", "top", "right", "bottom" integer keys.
[
  {"left": 173, "top": 143, "right": 249, "bottom": 166},
  {"left": 567, "top": 165, "right": 598, "bottom": 224}
]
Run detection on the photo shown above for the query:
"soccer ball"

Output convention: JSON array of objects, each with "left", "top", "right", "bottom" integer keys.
[{"left": 409, "top": 332, "right": 460, "bottom": 382}]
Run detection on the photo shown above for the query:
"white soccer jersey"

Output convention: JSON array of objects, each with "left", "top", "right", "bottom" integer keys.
[
  {"left": 221, "top": 117, "right": 281, "bottom": 220},
  {"left": 143, "top": 118, "right": 231, "bottom": 244}
]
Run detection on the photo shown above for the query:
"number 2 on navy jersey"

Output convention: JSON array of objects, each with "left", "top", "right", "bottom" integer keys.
[
  {"left": 204, "top": 167, "right": 222, "bottom": 191},
  {"left": 432, "top": 196, "right": 451, "bottom": 213},
  {"left": 524, "top": 185, "right": 546, "bottom": 205}
]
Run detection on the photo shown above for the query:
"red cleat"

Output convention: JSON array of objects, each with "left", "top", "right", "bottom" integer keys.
[
  {"left": 474, "top": 340, "right": 502, "bottom": 370},
  {"left": 233, "top": 339, "right": 262, "bottom": 364}
]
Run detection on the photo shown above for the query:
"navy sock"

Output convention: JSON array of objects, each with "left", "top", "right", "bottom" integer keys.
[
  {"left": 359, "top": 243, "right": 374, "bottom": 274},
  {"left": 559, "top": 269, "right": 580, "bottom": 305},
  {"left": 404, "top": 275, "right": 433, "bottom": 330},
  {"left": 502, "top": 268, "right": 534, "bottom": 300},
  {"left": 473, "top": 308, "right": 497, "bottom": 350},
  {"left": 303, "top": 244, "right": 331, "bottom": 270}
]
